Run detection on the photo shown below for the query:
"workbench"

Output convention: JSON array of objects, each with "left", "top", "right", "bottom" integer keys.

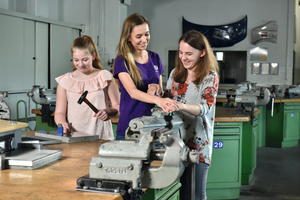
[
  {"left": 0, "top": 119, "right": 28, "bottom": 149},
  {"left": 0, "top": 131, "right": 181, "bottom": 200},
  {"left": 266, "top": 98, "right": 300, "bottom": 148},
  {"left": 206, "top": 107, "right": 260, "bottom": 199},
  {"left": 2, "top": 107, "right": 260, "bottom": 200},
  {"left": 217, "top": 97, "right": 300, "bottom": 149},
  {"left": 216, "top": 98, "right": 267, "bottom": 148},
  {"left": 0, "top": 131, "right": 123, "bottom": 200}
]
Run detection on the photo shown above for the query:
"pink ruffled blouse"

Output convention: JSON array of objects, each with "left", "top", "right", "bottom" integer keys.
[{"left": 55, "top": 70, "right": 114, "bottom": 140}]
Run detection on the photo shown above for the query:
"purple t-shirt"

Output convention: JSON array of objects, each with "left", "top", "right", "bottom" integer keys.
[{"left": 113, "top": 50, "right": 164, "bottom": 136}]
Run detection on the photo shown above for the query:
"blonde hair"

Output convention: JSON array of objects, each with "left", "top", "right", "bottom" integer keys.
[
  {"left": 114, "top": 13, "right": 149, "bottom": 86},
  {"left": 173, "top": 30, "right": 219, "bottom": 84},
  {"left": 71, "top": 35, "right": 102, "bottom": 71}
]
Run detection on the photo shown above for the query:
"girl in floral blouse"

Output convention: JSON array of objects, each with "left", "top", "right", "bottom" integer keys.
[{"left": 164, "top": 30, "right": 219, "bottom": 200}]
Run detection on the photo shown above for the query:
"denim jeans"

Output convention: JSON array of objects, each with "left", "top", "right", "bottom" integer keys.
[{"left": 180, "top": 162, "right": 209, "bottom": 200}]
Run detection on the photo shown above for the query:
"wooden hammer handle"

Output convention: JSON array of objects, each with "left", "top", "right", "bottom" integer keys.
[{"left": 84, "top": 99, "right": 99, "bottom": 113}]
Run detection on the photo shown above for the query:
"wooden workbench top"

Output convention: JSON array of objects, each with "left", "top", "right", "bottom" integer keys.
[
  {"left": 0, "top": 131, "right": 123, "bottom": 200},
  {"left": 0, "top": 119, "right": 28, "bottom": 133},
  {"left": 217, "top": 97, "right": 300, "bottom": 103},
  {"left": 214, "top": 106, "right": 260, "bottom": 122},
  {"left": 31, "top": 108, "right": 55, "bottom": 116},
  {"left": 273, "top": 98, "right": 300, "bottom": 103}
]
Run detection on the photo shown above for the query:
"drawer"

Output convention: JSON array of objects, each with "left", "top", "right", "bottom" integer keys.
[
  {"left": 252, "top": 120, "right": 258, "bottom": 128},
  {"left": 253, "top": 115, "right": 258, "bottom": 121},
  {"left": 284, "top": 102, "right": 300, "bottom": 110},
  {"left": 214, "top": 122, "right": 242, "bottom": 135},
  {"left": 284, "top": 105, "right": 300, "bottom": 110},
  {"left": 214, "top": 127, "right": 241, "bottom": 134}
]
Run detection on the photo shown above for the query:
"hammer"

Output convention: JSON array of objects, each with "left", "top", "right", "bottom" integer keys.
[{"left": 77, "top": 91, "right": 99, "bottom": 113}]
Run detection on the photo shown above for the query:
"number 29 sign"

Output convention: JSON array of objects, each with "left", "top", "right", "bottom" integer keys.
[{"left": 214, "top": 141, "right": 223, "bottom": 148}]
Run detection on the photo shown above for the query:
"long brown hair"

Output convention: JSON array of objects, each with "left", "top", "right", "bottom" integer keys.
[
  {"left": 114, "top": 13, "right": 150, "bottom": 86},
  {"left": 71, "top": 35, "right": 103, "bottom": 71},
  {"left": 173, "top": 30, "right": 219, "bottom": 84}
]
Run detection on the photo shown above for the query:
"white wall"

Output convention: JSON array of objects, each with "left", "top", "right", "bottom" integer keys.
[
  {"left": 1, "top": 0, "right": 296, "bottom": 85},
  {"left": 141, "top": 0, "right": 295, "bottom": 85},
  {"left": 0, "top": 0, "right": 89, "bottom": 125},
  {"left": 0, "top": 0, "right": 298, "bottom": 123}
]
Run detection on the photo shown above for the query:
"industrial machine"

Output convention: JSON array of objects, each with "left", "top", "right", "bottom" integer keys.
[
  {"left": 284, "top": 85, "right": 300, "bottom": 98},
  {"left": 75, "top": 107, "right": 200, "bottom": 200},
  {"left": 265, "top": 84, "right": 300, "bottom": 99},
  {"left": 268, "top": 85, "right": 285, "bottom": 99},
  {"left": 27, "top": 85, "right": 56, "bottom": 123},
  {"left": 0, "top": 91, "right": 10, "bottom": 120},
  {"left": 221, "top": 82, "right": 273, "bottom": 122}
]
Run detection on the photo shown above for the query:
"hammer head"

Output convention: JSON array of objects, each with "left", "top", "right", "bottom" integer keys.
[{"left": 78, "top": 91, "right": 88, "bottom": 104}]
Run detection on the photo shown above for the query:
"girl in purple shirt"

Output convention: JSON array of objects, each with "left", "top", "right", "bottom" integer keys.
[{"left": 113, "top": 13, "right": 176, "bottom": 140}]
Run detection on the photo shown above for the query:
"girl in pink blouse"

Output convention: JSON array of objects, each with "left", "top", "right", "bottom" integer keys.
[{"left": 55, "top": 35, "right": 120, "bottom": 140}]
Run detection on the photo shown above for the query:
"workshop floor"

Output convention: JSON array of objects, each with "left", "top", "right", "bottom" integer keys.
[{"left": 238, "top": 140, "right": 300, "bottom": 200}]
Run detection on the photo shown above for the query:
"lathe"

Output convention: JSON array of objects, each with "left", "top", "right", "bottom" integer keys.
[
  {"left": 75, "top": 107, "right": 200, "bottom": 200},
  {"left": 27, "top": 85, "right": 56, "bottom": 123}
]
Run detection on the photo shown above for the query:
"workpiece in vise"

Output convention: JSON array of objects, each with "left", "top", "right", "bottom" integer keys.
[{"left": 77, "top": 91, "right": 99, "bottom": 113}]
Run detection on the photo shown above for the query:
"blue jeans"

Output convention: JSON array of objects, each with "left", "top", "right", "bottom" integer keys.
[
  {"left": 180, "top": 162, "right": 209, "bottom": 200},
  {"left": 115, "top": 134, "right": 125, "bottom": 140}
]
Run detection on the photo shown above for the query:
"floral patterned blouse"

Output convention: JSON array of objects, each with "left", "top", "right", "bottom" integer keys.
[{"left": 165, "top": 69, "right": 219, "bottom": 165}]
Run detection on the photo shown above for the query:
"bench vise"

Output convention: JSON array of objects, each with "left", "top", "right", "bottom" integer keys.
[
  {"left": 225, "top": 82, "right": 274, "bottom": 123},
  {"left": 76, "top": 107, "right": 199, "bottom": 199}
]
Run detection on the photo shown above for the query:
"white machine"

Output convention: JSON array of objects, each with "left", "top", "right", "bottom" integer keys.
[
  {"left": 76, "top": 107, "right": 200, "bottom": 199},
  {"left": 225, "top": 82, "right": 271, "bottom": 107},
  {"left": 27, "top": 85, "right": 56, "bottom": 123},
  {"left": 27, "top": 85, "right": 56, "bottom": 105},
  {"left": 219, "top": 82, "right": 274, "bottom": 122},
  {"left": 0, "top": 91, "right": 10, "bottom": 120},
  {"left": 284, "top": 85, "right": 300, "bottom": 98}
]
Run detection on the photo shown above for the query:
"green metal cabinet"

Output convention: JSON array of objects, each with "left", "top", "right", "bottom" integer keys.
[
  {"left": 143, "top": 180, "right": 181, "bottom": 200},
  {"left": 35, "top": 114, "right": 57, "bottom": 131},
  {"left": 256, "top": 105, "right": 267, "bottom": 147},
  {"left": 266, "top": 102, "right": 300, "bottom": 148},
  {"left": 241, "top": 115, "right": 258, "bottom": 185},
  {"left": 206, "top": 122, "right": 243, "bottom": 200},
  {"left": 112, "top": 122, "right": 117, "bottom": 140}
]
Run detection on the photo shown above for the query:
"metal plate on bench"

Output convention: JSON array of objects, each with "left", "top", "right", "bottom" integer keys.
[
  {"left": 35, "top": 131, "right": 99, "bottom": 143},
  {"left": 21, "top": 134, "right": 62, "bottom": 145},
  {"left": 5, "top": 149, "right": 62, "bottom": 170}
]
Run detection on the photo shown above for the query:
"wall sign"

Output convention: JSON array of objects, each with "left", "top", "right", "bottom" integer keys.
[{"left": 214, "top": 141, "right": 224, "bottom": 148}]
